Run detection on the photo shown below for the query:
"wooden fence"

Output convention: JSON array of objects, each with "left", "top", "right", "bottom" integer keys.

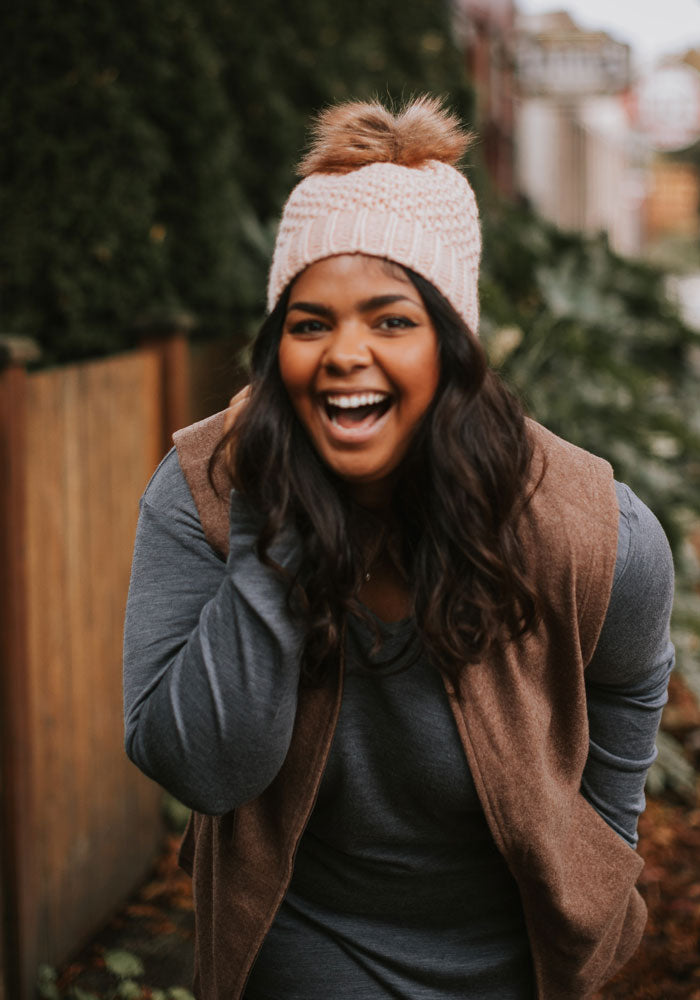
[{"left": 0, "top": 333, "right": 243, "bottom": 999}]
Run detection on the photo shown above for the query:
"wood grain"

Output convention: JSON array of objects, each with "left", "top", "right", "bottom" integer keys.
[{"left": 1, "top": 347, "right": 170, "bottom": 997}]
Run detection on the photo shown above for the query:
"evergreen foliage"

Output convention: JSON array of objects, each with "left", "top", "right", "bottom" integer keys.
[
  {"left": 1, "top": 0, "right": 245, "bottom": 359},
  {"left": 479, "top": 200, "right": 700, "bottom": 705},
  {"left": 0, "top": 0, "right": 471, "bottom": 362}
]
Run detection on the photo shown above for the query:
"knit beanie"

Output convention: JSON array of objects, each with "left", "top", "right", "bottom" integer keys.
[{"left": 267, "top": 97, "right": 482, "bottom": 334}]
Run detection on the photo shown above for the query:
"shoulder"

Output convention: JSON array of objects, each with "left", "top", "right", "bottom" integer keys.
[
  {"left": 142, "top": 447, "right": 198, "bottom": 520},
  {"left": 523, "top": 421, "right": 619, "bottom": 657},
  {"left": 140, "top": 410, "right": 232, "bottom": 521},
  {"left": 588, "top": 481, "right": 674, "bottom": 684},
  {"left": 172, "top": 409, "right": 228, "bottom": 460},
  {"left": 524, "top": 419, "right": 618, "bottom": 550},
  {"left": 172, "top": 410, "right": 234, "bottom": 559},
  {"left": 139, "top": 448, "right": 215, "bottom": 553},
  {"left": 527, "top": 419, "right": 614, "bottom": 504},
  {"left": 612, "top": 481, "right": 674, "bottom": 598}
]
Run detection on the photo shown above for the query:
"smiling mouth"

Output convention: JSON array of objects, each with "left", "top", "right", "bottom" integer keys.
[{"left": 323, "top": 392, "right": 393, "bottom": 429}]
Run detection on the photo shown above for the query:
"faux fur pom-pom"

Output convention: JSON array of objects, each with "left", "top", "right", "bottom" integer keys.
[{"left": 297, "top": 95, "right": 472, "bottom": 176}]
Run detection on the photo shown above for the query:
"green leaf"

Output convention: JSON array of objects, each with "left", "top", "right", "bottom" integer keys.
[
  {"left": 36, "top": 964, "right": 61, "bottom": 1000},
  {"left": 71, "top": 988, "right": 101, "bottom": 1000},
  {"left": 167, "top": 989, "right": 196, "bottom": 1000},
  {"left": 117, "top": 980, "right": 144, "bottom": 999},
  {"left": 104, "top": 949, "right": 145, "bottom": 979}
]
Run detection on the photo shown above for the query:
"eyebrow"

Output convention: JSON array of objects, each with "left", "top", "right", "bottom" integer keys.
[{"left": 287, "top": 294, "right": 418, "bottom": 317}]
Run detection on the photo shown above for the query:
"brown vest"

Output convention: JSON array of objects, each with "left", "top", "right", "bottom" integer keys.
[{"left": 173, "top": 411, "right": 646, "bottom": 1000}]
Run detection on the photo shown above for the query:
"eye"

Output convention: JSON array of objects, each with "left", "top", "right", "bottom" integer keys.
[
  {"left": 377, "top": 315, "right": 418, "bottom": 332},
  {"left": 287, "top": 318, "right": 329, "bottom": 336}
]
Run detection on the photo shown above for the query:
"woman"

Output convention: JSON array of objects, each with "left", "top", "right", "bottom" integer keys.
[{"left": 123, "top": 98, "right": 674, "bottom": 1000}]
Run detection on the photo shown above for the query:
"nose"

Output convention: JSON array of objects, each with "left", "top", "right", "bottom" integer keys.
[{"left": 321, "top": 322, "right": 372, "bottom": 375}]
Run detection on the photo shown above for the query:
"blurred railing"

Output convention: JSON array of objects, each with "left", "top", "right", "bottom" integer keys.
[{"left": 0, "top": 329, "right": 244, "bottom": 999}]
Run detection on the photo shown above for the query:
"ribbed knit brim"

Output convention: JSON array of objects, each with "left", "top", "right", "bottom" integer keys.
[{"left": 267, "top": 159, "right": 481, "bottom": 334}]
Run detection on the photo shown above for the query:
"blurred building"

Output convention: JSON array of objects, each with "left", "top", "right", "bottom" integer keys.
[
  {"left": 628, "top": 61, "right": 700, "bottom": 242},
  {"left": 644, "top": 161, "right": 699, "bottom": 240},
  {"left": 455, "top": 0, "right": 518, "bottom": 197},
  {"left": 456, "top": 5, "right": 700, "bottom": 260},
  {"left": 514, "top": 11, "right": 645, "bottom": 255},
  {"left": 632, "top": 63, "right": 700, "bottom": 152}
]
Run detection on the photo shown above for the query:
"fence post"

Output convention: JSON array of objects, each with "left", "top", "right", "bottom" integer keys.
[
  {"left": 160, "top": 332, "right": 190, "bottom": 447},
  {"left": 0, "top": 353, "right": 38, "bottom": 1000},
  {"left": 134, "top": 313, "right": 195, "bottom": 454}
]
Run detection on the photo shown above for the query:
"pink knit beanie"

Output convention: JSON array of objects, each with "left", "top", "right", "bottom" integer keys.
[{"left": 267, "top": 97, "right": 482, "bottom": 334}]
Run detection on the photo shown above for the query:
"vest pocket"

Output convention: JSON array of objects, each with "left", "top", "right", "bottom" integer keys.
[
  {"left": 520, "top": 791, "right": 646, "bottom": 996},
  {"left": 568, "top": 791, "right": 644, "bottom": 932}
]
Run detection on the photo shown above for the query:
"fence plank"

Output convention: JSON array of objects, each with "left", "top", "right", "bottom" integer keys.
[
  {"left": 160, "top": 333, "right": 190, "bottom": 450},
  {"left": 0, "top": 366, "right": 38, "bottom": 999},
  {"left": 0, "top": 339, "right": 222, "bottom": 995},
  {"left": 0, "top": 348, "right": 166, "bottom": 991}
]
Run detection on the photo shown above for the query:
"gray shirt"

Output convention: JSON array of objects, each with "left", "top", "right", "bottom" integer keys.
[{"left": 123, "top": 451, "right": 674, "bottom": 999}]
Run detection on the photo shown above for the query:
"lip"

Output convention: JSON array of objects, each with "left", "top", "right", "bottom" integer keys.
[{"left": 316, "top": 395, "right": 394, "bottom": 444}]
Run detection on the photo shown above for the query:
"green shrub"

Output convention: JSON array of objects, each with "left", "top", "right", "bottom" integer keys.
[{"left": 0, "top": 0, "right": 472, "bottom": 362}]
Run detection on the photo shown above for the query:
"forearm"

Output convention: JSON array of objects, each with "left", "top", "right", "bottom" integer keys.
[
  {"left": 581, "top": 481, "right": 674, "bottom": 847},
  {"left": 123, "top": 492, "right": 304, "bottom": 814},
  {"left": 582, "top": 653, "right": 672, "bottom": 846}
]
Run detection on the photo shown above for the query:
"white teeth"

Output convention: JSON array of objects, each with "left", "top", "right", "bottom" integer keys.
[{"left": 325, "top": 392, "right": 388, "bottom": 408}]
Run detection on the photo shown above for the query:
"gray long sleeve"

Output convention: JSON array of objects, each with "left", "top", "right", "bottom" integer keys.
[
  {"left": 582, "top": 481, "right": 674, "bottom": 846},
  {"left": 123, "top": 449, "right": 304, "bottom": 814},
  {"left": 123, "top": 452, "right": 673, "bottom": 840}
]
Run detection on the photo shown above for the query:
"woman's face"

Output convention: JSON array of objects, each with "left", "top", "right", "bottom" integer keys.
[{"left": 278, "top": 253, "right": 440, "bottom": 506}]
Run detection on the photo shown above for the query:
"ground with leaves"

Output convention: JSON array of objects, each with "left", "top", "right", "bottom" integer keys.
[
  {"left": 43, "top": 794, "right": 700, "bottom": 1000},
  {"left": 38, "top": 835, "right": 194, "bottom": 1000},
  {"left": 597, "top": 799, "right": 700, "bottom": 999}
]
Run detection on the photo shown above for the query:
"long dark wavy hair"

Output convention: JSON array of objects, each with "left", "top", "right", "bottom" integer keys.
[{"left": 214, "top": 266, "right": 540, "bottom": 685}]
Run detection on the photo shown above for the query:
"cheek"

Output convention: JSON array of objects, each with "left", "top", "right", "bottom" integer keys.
[
  {"left": 278, "top": 342, "right": 321, "bottom": 434},
  {"left": 400, "top": 343, "right": 440, "bottom": 413},
  {"left": 278, "top": 341, "right": 309, "bottom": 401}
]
